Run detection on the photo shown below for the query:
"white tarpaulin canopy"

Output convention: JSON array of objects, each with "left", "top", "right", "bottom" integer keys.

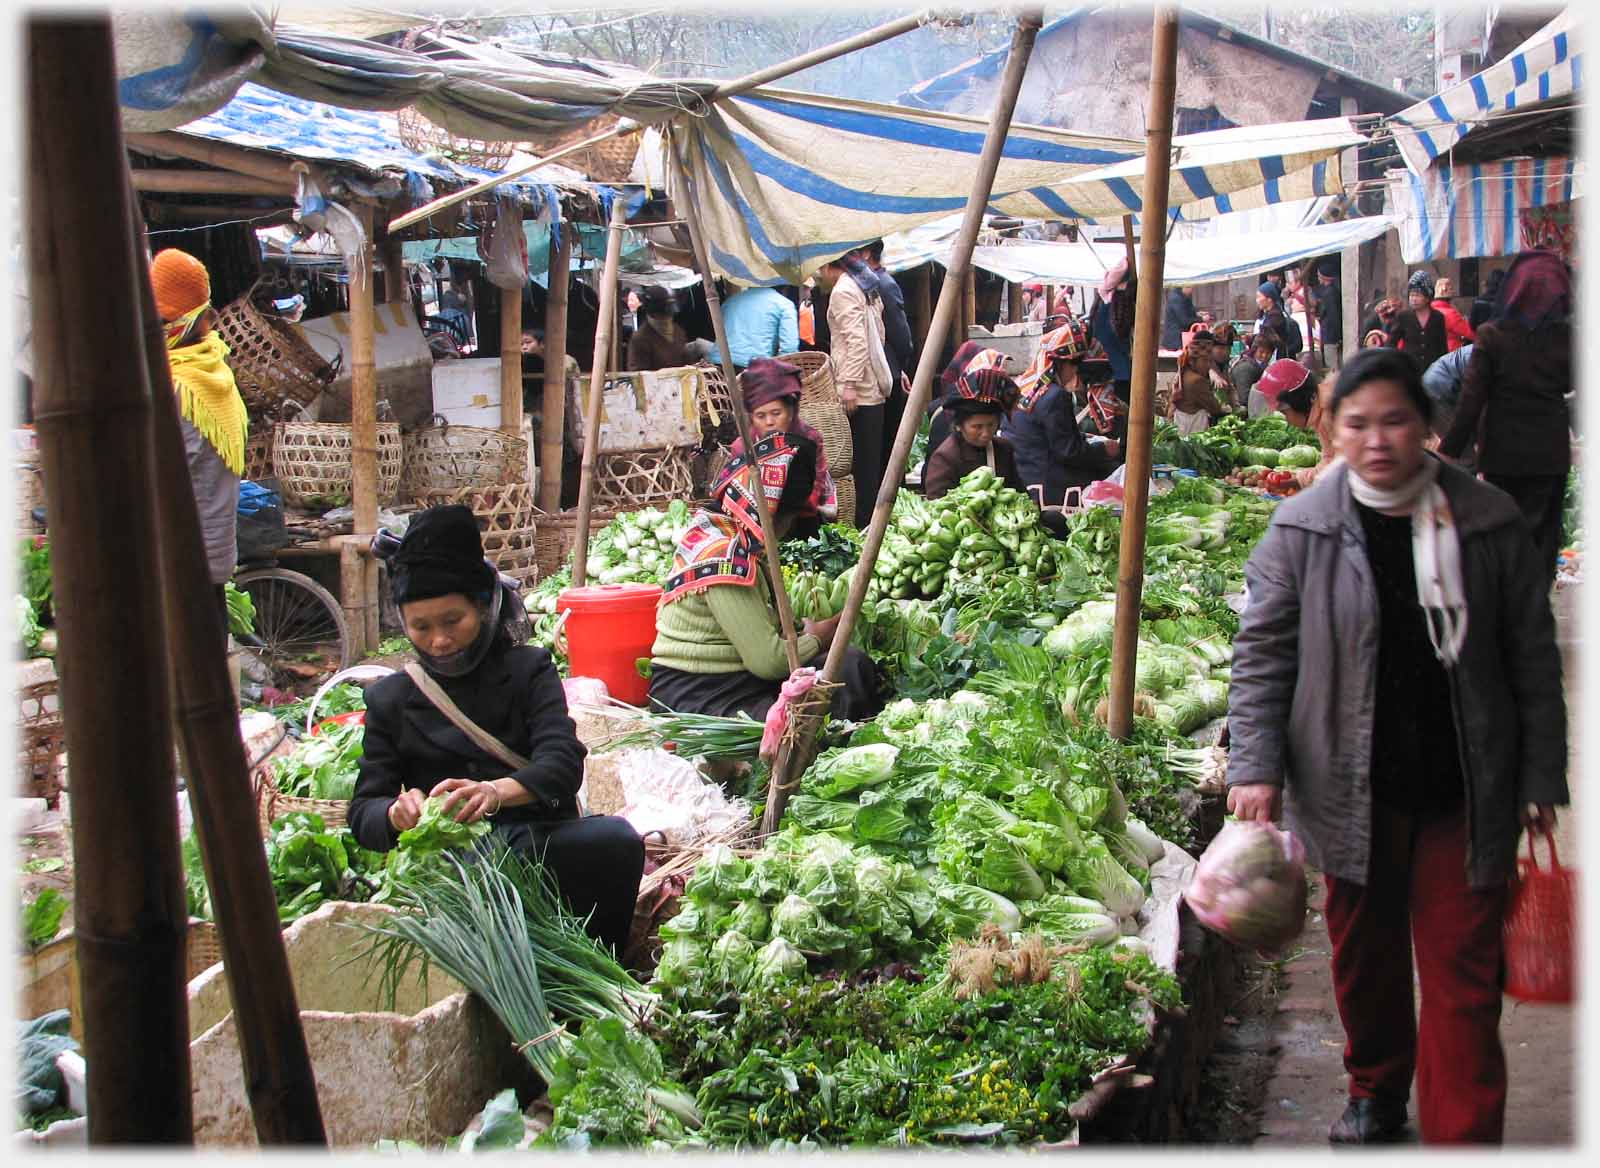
[
  {"left": 667, "top": 86, "right": 1366, "bottom": 285},
  {"left": 955, "top": 215, "right": 1396, "bottom": 288}
]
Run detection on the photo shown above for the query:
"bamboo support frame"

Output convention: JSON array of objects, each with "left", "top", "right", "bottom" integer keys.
[
  {"left": 962, "top": 265, "right": 977, "bottom": 339},
  {"left": 569, "top": 197, "right": 628, "bottom": 588},
  {"left": 1122, "top": 214, "right": 1139, "bottom": 279},
  {"left": 125, "top": 130, "right": 315, "bottom": 188},
  {"left": 500, "top": 225, "right": 525, "bottom": 437},
  {"left": 541, "top": 227, "right": 572, "bottom": 510},
  {"left": 386, "top": 9, "right": 942, "bottom": 234},
  {"left": 131, "top": 169, "right": 296, "bottom": 196},
  {"left": 754, "top": 9, "right": 1045, "bottom": 835},
  {"left": 674, "top": 158, "right": 803, "bottom": 674},
  {"left": 1106, "top": 8, "right": 1181, "bottom": 742},
  {"left": 26, "top": 17, "right": 192, "bottom": 1139},
  {"left": 128, "top": 181, "right": 330, "bottom": 1146}
]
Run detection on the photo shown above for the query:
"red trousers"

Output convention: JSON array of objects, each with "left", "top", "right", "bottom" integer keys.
[{"left": 1322, "top": 804, "right": 1508, "bottom": 1144}]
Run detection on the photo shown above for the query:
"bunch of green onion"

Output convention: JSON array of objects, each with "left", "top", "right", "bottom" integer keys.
[{"left": 601, "top": 708, "right": 769, "bottom": 762}]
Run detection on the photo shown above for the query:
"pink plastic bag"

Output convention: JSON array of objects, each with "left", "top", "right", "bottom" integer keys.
[
  {"left": 1081, "top": 480, "right": 1124, "bottom": 508},
  {"left": 1184, "top": 819, "right": 1308, "bottom": 953},
  {"left": 760, "top": 668, "right": 819, "bottom": 760}
]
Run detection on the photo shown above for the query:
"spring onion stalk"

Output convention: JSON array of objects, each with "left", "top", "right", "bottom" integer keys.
[
  {"left": 355, "top": 846, "right": 650, "bottom": 1081},
  {"left": 601, "top": 708, "right": 769, "bottom": 761}
]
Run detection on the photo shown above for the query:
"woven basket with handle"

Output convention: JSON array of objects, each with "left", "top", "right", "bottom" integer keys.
[
  {"left": 272, "top": 420, "right": 403, "bottom": 510},
  {"left": 401, "top": 420, "right": 529, "bottom": 501},
  {"left": 415, "top": 480, "right": 540, "bottom": 585},
  {"left": 834, "top": 473, "right": 857, "bottom": 530},
  {"left": 213, "top": 294, "right": 337, "bottom": 416},
  {"left": 526, "top": 115, "right": 642, "bottom": 183},
  {"left": 253, "top": 770, "right": 350, "bottom": 837}
]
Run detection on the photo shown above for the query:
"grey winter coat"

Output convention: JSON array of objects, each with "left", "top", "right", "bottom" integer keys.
[{"left": 1226, "top": 459, "right": 1567, "bottom": 888}]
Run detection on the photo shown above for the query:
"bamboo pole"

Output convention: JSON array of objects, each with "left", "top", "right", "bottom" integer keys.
[
  {"left": 500, "top": 221, "right": 525, "bottom": 437},
  {"left": 1122, "top": 214, "right": 1138, "bottom": 279},
  {"left": 962, "top": 265, "right": 977, "bottom": 338},
  {"left": 674, "top": 159, "right": 803, "bottom": 674},
  {"left": 349, "top": 204, "right": 379, "bottom": 540},
  {"left": 1007, "top": 280, "right": 1023, "bottom": 325},
  {"left": 25, "top": 16, "right": 192, "bottom": 1141},
  {"left": 379, "top": 236, "right": 407, "bottom": 304},
  {"left": 131, "top": 169, "right": 296, "bottom": 196},
  {"left": 774, "top": 9, "right": 1043, "bottom": 836},
  {"left": 908, "top": 264, "right": 932, "bottom": 356},
  {"left": 570, "top": 198, "right": 628, "bottom": 588},
  {"left": 386, "top": 9, "right": 940, "bottom": 234},
  {"left": 1106, "top": 7, "right": 1181, "bottom": 742},
  {"left": 126, "top": 179, "right": 328, "bottom": 1146},
  {"left": 541, "top": 227, "right": 572, "bottom": 511},
  {"left": 125, "top": 131, "right": 315, "bottom": 187}
]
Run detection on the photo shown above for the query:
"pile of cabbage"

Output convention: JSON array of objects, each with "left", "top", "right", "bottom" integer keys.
[{"left": 654, "top": 692, "right": 1169, "bottom": 995}]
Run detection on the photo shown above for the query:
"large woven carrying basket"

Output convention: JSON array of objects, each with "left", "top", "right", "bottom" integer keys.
[
  {"left": 402, "top": 422, "right": 529, "bottom": 500},
  {"left": 777, "top": 351, "right": 837, "bottom": 403},
  {"left": 214, "top": 295, "right": 337, "bottom": 416},
  {"left": 272, "top": 421, "right": 403, "bottom": 509},
  {"left": 396, "top": 106, "right": 515, "bottom": 172},
  {"left": 534, "top": 507, "right": 615, "bottom": 578},
  {"left": 416, "top": 480, "right": 540, "bottom": 585},
  {"left": 779, "top": 351, "right": 853, "bottom": 478},
  {"left": 834, "top": 473, "right": 857, "bottom": 530},
  {"left": 595, "top": 447, "right": 696, "bottom": 509},
  {"left": 527, "top": 115, "right": 641, "bottom": 183},
  {"left": 253, "top": 770, "right": 350, "bottom": 836}
]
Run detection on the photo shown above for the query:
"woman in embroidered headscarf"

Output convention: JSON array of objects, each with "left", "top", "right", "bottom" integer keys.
[
  {"left": 1226, "top": 347, "right": 1565, "bottom": 1147},
  {"left": 922, "top": 367, "right": 1026, "bottom": 500},
  {"left": 1438, "top": 248, "right": 1573, "bottom": 584},
  {"left": 725, "top": 357, "right": 838, "bottom": 541},
  {"left": 349, "top": 505, "right": 644, "bottom": 955},
  {"left": 926, "top": 341, "right": 1010, "bottom": 458},
  {"left": 1168, "top": 327, "right": 1223, "bottom": 435},
  {"left": 151, "top": 249, "right": 249, "bottom": 643},
  {"left": 649, "top": 432, "right": 881, "bottom": 724},
  {"left": 1002, "top": 321, "right": 1121, "bottom": 507}
]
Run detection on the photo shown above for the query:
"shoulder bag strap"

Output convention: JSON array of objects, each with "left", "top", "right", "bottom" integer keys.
[{"left": 404, "top": 663, "right": 530, "bottom": 771}]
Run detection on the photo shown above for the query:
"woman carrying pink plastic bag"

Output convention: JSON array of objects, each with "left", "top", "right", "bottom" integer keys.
[{"left": 1224, "top": 347, "right": 1567, "bottom": 1147}]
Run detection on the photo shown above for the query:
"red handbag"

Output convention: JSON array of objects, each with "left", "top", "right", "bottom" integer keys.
[{"left": 1503, "top": 829, "right": 1577, "bottom": 1004}]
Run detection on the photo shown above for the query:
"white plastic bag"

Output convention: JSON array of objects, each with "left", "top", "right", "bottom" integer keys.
[
  {"left": 478, "top": 196, "right": 529, "bottom": 292},
  {"left": 1184, "top": 818, "right": 1308, "bottom": 952}
]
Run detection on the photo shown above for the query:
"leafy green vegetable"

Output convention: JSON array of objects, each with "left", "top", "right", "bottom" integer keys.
[
  {"left": 18, "top": 538, "right": 51, "bottom": 617},
  {"left": 808, "top": 744, "right": 899, "bottom": 798},
  {"left": 224, "top": 582, "right": 256, "bottom": 637},
  {"left": 265, "top": 812, "right": 350, "bottom": 922},
  {"left": 934, "top": 883, "right": 1022, "bottom": 935},
  {"left": 16, "top": 595, "right": 43, "bottom": 655},
  {"left": 22, "top": 888, "right": 66, "bottom": 949},
  {"left": 540, "top": 1017, "right": 701, "bottom": 1148},
  {"left": 269, "top": 720, "right": 365, "bottom": 801}
]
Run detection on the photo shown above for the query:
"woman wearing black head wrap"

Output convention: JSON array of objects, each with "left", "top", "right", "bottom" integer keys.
[
  {"left": 348, "top": 505, "right": 644, "bottom": 954},
  {"left": 1439, "top": 249, "right": 1574, "bottom": 583}
]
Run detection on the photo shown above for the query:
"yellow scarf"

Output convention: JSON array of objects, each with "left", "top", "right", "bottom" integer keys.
[{"left": 168, "top": 331, "right": 249, "bottom": 476}]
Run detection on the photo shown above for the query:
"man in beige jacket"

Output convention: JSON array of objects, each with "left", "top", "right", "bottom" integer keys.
[{"left": 815, "top": 252, "right": 892, "bottom": 526}]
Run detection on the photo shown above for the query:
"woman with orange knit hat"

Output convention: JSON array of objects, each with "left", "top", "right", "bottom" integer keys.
[{"left": 151, "top": 248, "right": 249, "bottom": 640}]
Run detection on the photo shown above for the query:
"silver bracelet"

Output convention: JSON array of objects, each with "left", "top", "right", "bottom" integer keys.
[{"left": 484, "top": 782, "right": 502, "bottom": 816}]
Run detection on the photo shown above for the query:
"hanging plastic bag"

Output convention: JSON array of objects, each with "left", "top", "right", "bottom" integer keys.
[
  {"left": 1184, "top": 818, "right": 1308, "bottom": 953},
  {"left": 292, "top": 163, "right": 368, "bottom": 288},
  {"left": 478, "top": 195, "right": 529, "bottom": 291},
  {"left": 1503, "top": 829, "right": 1577, "bottom": 1004}
]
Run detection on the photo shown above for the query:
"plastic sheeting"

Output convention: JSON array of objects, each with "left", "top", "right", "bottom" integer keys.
[{"left": 1383, "top": 155, "right": 1583, "bottom": 262}]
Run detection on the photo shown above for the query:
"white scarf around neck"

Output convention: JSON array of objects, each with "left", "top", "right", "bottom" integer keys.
[{"left": 1347, "top": 457, "right": 1469, "bottom": 666}]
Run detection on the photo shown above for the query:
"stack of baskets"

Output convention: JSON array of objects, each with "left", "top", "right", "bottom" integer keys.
[
  {"left": 416, "top": 480, "right": 540, "bottom": 587},
  {"left": 594, "top": 446, "right": 697, "bottom": 510},
  {"left": 779, "top": 351, "right": 857, "bottom": 528},
  {"left": 401, "top": 421, "right": 529, "bottom": 502},
  {"left": 272, "top": 420, "right": 404, "bottom": 510}
]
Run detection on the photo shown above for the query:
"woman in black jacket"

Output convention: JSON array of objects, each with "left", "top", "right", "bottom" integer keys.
[
  {"left": 348, "top": 505, "right": 644, "bottom": 953},
  {"left": 1003, "top": 322, "right": 1121, "bottom": 505},
  {"left": 1387, "top": 272, "right": 1449, "bottom": 373}
]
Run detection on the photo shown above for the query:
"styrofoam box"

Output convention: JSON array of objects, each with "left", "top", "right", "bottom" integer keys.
[{"left": 432, "top": 359, "right": 503, "bottom": 413}]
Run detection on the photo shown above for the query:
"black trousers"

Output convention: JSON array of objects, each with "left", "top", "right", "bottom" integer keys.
[
  {"left": 1484, "top": 471, "right": 1567, "bottom": 588},
  {"left": 850, "top": 402, "right": 887, "bottom": 528},
  {"left": 648, "top": 646, "right": 883, "bottom": 724},
  {"left": 489, "top": 815, "right": 645, "bottom": 956},
  {"left": 881, "top": 383, "right": 910, "bottom": 468}
]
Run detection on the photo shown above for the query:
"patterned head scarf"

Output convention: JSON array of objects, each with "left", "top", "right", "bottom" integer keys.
[
  {"left": 1014, "top": 320, "right": 1087, "bottom": 409},
  {"left": 947, "top": 367, "right": 1020, "bottom": 418},
  {"left": 1494, "top": 248, "right": 1572, "bottom": 330}
]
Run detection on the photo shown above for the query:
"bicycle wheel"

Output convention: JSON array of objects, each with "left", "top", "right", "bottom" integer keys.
[{"left": 234, "top": 567, "right": 355, "bottom": 675}]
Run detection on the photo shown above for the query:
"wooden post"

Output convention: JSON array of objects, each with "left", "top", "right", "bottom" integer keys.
[
  {"left": 1007, "top": 280, "right": 1023, "bottom": 325},
  {"left": 379, "top": 236, "right": 407, "bottom": 305},
  {"left": 675, "top": 163, "right": 803, "bottom": 674},
  {"left": 908, "top": 264, "right": 933, "bottom": 356},
  {"left": 1122, "top": 214, "right": 1138, "bottom": 279},
  {"left": 500, "top": 222, "right": 525, "bottom": 437},
  {"left": 570, "top": 198, "right": 628, "bottom": 588},
  {"left": 347, "top": 205, "right": 378, "bottom": 658},
  {"left": 26, "top": 16, "right": 192, "bottom": 1140},
  {"left": 130, "top": 169, "right": 296, "bottom": 196},
  {"left": 961, "top": 265, "right": 977, "bottom": 339},
  {"left": 1338, "top": 95, "right": 1361, "bottom": 369},
  {"left": 799, "top": 10, "right": 1045, "bottom": 835},
  {"left": 1107, "top": 7, "right": 1180, "bottom": 741},
  {"left": 541, "top": 227, "right": 572, "bottom": 511},
  {"left": 127, "top": 180, "right": 328, "bottom": 1146}
]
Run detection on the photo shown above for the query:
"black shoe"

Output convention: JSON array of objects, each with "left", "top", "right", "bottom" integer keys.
[{"left": 1328, "top": 1098, "right": 1409, "bottom": 1144}]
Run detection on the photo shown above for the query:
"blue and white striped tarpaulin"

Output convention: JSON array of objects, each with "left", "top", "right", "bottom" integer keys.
[
  {"left": 1383, "top": 155, "right": 1583, "bottom": 262},
  {"left": 667, "top": 87, "right": 1367, "bottom": 285},
  {"left": 1388, "top": 10, "right": 1582, "bottom": 177}
]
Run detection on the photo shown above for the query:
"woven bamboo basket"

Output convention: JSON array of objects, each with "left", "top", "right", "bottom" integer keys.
[
  {"left": 187, "top": 920, "right": 223, "bottom": 981},
  {"left": 15, "top": 450, "right": 46, "bottom": 538},
  {"left": 415, "top": 480, "right": 539, "bottom": 582},
  {"left": 777, "top": 351, "right": 837, "bottom": 403},
  {"left": 799, "top": 398, "right": 854, "bottom": 479},
  {"left": 243, "top": 427, "right": 274, "bottom": 483},
  {"left": 16, "top": 669, "right": 65, "bottom": 804},
  {"left": 533, "top": 507, "right": 618, "bottom": 578},
  {"left": 253, "top": 768, "right": 350, "bottom": 836},
  {"left": 401, "top": 422, "right": 529, "bottom": 500},
  {"left": 595, "top": 447, "right": 696, "bottom": 509},
  {"left": 396, "top": 105, "right": 515, "bottom": 172},
  {"left": 529, "top": 116, "right": 641, "bottom": 183},
  {"left": 272, "top": 421, "right": 403, "bottom": 510},
  {"left": 697, "top": 363, "right": 739, "bottom": 427},
  {"left": 835, "top": 473, "right": 857, "bottom": 530},
  {"left": 214, "top": 295, "right": 337, "bottom": 416}
]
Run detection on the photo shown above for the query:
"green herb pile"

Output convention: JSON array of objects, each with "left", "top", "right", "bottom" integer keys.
[{"left": 1154, "top": 413, "right": 1320, "bottom": 474}]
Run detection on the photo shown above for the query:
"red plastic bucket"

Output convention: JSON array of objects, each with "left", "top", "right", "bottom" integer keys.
[{"left": 557, "top": 583, "right": 662, "bottom": 706}]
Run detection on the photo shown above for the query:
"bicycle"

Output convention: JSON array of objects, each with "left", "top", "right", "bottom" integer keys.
[{"left": 233, "top": 554, "right": 355, "bottom": 679}]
